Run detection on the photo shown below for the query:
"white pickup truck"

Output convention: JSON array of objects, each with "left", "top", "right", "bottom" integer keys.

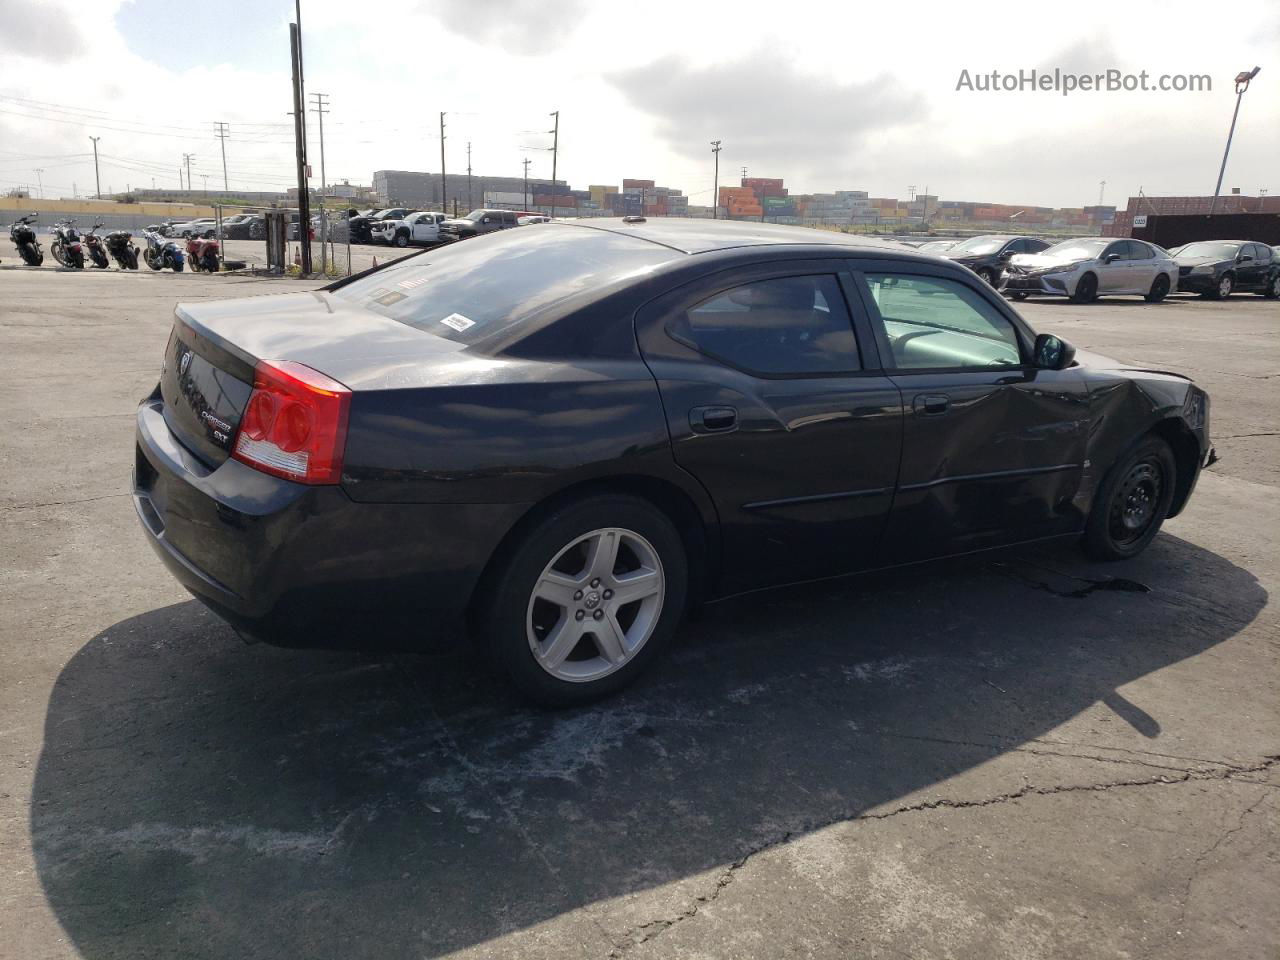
[{"left": 372, "top": 211, "right": 449, "bottom": 247}]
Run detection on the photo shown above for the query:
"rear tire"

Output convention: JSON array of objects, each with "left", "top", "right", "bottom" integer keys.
[
  {"left": 1008, "top": 291, "right": 1028, "bottom": 301},
  {"left": 1083, "top": 435, "right": 1177, "bottom": 561},
  {"left": 1144, "top": 273, "right": 1170, "bottom": 303},
  {"left": 1071, "top": 272, "right": 1098, "bottom": 303},
  {"left": 1262, "top": 274, "right": 1280, "bottom": 299},
  {"left": 478, "top": 494, "right": 688, "bottom": 707}
]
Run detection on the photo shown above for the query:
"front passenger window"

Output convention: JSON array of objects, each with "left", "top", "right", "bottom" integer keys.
[{"left": 864, "top": 273, "right": 1022, "bottom": 370}]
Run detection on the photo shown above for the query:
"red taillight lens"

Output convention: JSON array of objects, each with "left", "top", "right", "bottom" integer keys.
[{"left": 232, "top": 360, "right": 350, "bottom": 484}]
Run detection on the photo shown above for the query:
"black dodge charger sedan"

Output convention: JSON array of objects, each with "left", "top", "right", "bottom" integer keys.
[{"left": 135, "top": 219, "right": 1213, "bottom": 704}]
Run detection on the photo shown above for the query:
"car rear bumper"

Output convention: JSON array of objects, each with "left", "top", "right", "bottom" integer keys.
[{"left": 134, "top": 398, "right": 528, "bottom": 648}]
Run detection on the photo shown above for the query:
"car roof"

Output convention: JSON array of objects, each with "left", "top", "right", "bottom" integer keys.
[{"left": 556, "top": 217, "right": 909, "bottom": 256}]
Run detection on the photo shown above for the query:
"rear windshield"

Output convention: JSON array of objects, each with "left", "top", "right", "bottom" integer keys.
[{"left": 329, "top": 225, "right": 680, "bottom": 343}]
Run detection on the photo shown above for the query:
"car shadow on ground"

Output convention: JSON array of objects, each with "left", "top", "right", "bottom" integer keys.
[{"left": 31, "top": 533, "right": 1265, "bottom": 959}]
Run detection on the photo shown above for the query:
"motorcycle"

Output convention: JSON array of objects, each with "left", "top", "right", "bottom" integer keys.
[
  {"left": 9, "top": 213, "right": 44, "bottom": 266},
  {"left": 142, "top": 229, "right": 185, "bottom": 271},
  {"left": 50, "top": 219, "right": 86, "bottom": 269},
  {"left": 185, "top": 233, "right": 220, "bottom": 272},
  {"left": 104, "top": 229, "right": 139, "bottom": 270},
  {"left": 83, "top": 222, "right": 110, "bottom": 269}
]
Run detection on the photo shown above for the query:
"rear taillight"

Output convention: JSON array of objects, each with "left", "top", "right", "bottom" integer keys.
[{"left": 232, "top": 360, "right": 351, "bottom": 484}]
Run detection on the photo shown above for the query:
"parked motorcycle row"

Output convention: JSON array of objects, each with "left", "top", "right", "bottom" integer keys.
[{"left": 5, "top": 213, "right": 219, "bottom": 273}]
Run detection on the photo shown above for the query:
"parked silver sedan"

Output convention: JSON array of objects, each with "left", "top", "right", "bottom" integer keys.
[{"left": 1001, "top": 237, "right": 1178, "bottom": 303}]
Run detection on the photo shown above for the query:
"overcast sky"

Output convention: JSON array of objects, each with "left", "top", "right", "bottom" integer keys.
[{"left": 0, "top": 0, "right": 1275, "bottom": 208}]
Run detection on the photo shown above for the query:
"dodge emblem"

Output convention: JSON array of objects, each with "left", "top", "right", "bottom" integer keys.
[{"left": 179, "top": 350, "right": 192, "bottom": 376}]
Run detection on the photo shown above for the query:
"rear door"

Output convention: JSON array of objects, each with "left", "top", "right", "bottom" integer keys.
[
  {"left": 851, "top": 264, "right": 1091, "bottom": 561},
  {"left": 636, "top": 259, "right": 903, "bottom": 593},
  {"left": 1124, "top": 240, "right": 1160, "bottom": 293}
]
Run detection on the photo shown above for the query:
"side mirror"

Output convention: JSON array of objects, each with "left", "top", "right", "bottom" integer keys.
[
  {"left": 999, "top": 249, "right": 1013, "bottom": 259},
  {"left": 1238, "top": 253, "right": 1253, "bottom": 262},
  {"left": 1104, "top": 253, "right": 1121, "bottom": 264},
  {"left": 1034, "top": 333, "right": 1076, "bottom": 371}
]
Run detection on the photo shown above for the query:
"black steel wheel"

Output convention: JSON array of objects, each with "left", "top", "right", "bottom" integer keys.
[
  {"left": 1144, "top": 273, "right": 1170, "bottom": 303},
  {"left": 1084, "top": 435, "right": 1176, "bottom": 560},
  {"left": 1071, "top": 272, "right": 1098, "bottom": 303}
]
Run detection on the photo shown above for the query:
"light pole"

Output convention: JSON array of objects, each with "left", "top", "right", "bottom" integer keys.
[
  {"left": 183, "top": 153, "right": 196, "bottom": 195},
  {"left": 522, "top": 156, "right": 531, "bottom": 211},
  {"left": 710, "top": 140, "right": 721, "bottom": 219},
  {"left": 89, "top": 136, "right": 101, "bottom": 198},
  {"left": 1210, "top": 66, "right": 1260, "bottom": 216},
  {"left": 34, "top": 168, "right": 43, "bottom": 199}
]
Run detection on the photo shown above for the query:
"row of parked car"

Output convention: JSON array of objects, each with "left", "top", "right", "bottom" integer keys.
[
  {"left": 349, "top": 207, "right": 550, "bottom": 247},
  {"left": 908, "top": 234, "right": 1280, "bottom": 303}
]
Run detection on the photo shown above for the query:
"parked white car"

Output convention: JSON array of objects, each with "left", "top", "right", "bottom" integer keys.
[
  {"left": 371, "top": 211, "right": 449, "bottom": 247},
  {"left": 171, "top": 218, "right": 218, "bottom": 239},
  {"left": 518, "top": 215, "right": 552, "bottom": 225},
  {"left": 1002, "top": 237, "right": 1178, "bottom": 303}
]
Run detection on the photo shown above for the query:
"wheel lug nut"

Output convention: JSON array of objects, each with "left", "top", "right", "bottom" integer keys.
[
  {"left": 590, "top": 578, "right": 601, "bottom": 588},
  {"left": 603, "top": 589, "right": 613, "bottom": 600},
  {"left": 575, "top": 610, "right": 585, "bottom": 621},
  {"left": 573, "top": 590, "right": 583, "bottom": 600},
  {"left": 593, "top": 609, "right": 604, "bottom": 620}
]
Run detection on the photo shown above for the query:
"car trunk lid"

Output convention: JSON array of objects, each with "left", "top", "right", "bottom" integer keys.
[{"left": 162, "top": 291, "right": 467, "bottom": 467}]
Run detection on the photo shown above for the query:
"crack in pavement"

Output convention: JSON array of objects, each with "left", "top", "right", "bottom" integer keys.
[
  {"left": 1155, "top": 789, "right": 1273, "bottom": 959},
  {"left": 604, "top": 756, "right": 1280, "bottom": 958},
  {"left": 2, "top": 493, "right": 130, "bottom": 513}
]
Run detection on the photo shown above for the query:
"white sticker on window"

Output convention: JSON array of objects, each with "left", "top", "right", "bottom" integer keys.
[{"left": 440, "top": 312, "right": 475, "bottom": 332}]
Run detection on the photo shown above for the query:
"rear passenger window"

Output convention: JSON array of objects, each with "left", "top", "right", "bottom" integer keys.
[
  {"left": 1126, "top": 241, "right": 1153, "bottom": 260},
  {"left": 864, "top": 273, "right": 1022, "bottom": 370},
  {"left": 674, "top": 275, "right": 860, "bottom": 376}
]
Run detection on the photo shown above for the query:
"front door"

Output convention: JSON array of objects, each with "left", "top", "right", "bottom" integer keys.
[
  {"left": 636, "top": 261, "right": 903, "bottom": 593},
  {"left": 852, "top": 267, "right": 1091, "bottom": 561}
]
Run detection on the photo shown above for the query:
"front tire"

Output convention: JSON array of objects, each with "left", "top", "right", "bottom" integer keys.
[
  {"left": 1145, "top": 273, "right": 1170, "bottom": 303},
  {"left": 394, "top": 232, "right": 408, "bottom": 248},
  {"left": 1083, "top": 435, "right": 1177, "bottom": 561},
  {"left": 1207, "top": 273, "right": 1234, "bottom": 300},
  {"left": 479, "top": 494, "right": 688, "bottom": 706},
  {"left": 1071, "top": 272, "right": 1098, "bottom": 303},
  {"left": 1008, "top": 291, "right": 1028, "bottom": 301},
  {"left": 976, "top": 267, "right": 996, "bottom": 286}
]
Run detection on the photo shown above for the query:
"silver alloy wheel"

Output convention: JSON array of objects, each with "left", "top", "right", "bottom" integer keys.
[
  {"left": 526, "top": 527, "right": 665, "bottom": 683},
  {"left": 1219, "top": 274, "right": 1233, "bottom": 297}
]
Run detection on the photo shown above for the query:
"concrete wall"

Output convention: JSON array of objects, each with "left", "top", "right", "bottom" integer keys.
[{"left": 1, "top": 198, "right": 219, "bottom": 236}]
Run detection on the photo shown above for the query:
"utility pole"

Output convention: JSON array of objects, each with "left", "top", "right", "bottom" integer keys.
[
  {"left": 1210, "top": 66, "right": 1261, "bottom": 216},
  {"left": 548, "top": 110, "right": 559, "bottom": 218},
  {"left": 202, "top": 174, "right": 208, "bottom": 196},
  {"left": 522, "top": 156, "right": 531, "bottom": 211},
  {"left": 89, "top": 136, "right": 101, "bottom": 198},
  {"left": 289, "top": 21, "right": 312, "bottom": 273},
  {"left": 439, "top": 112, "right": 447, "bottom": 214},
  {"left": 33, "top": 168, "right": 43, "bottom": 199},
  {"left": 310, "top": 92, "right": 330, "bottom": 274},
  {"left": 466, "top": 141, "right": 473, "bottom": 212},
  {"left": 1098, "top": 180, "right": 1105, "bottom": 205},
  {"left": 710, "top": 140, "right": 721, "bottom": 219},
  {"left": 214, "top": 122, "right": 230, "bottom": 190},
  {"left": 183, "top": 153, "right": 196, "bottom": 195},
  {"left": 309, "top": 94, "right": 329, "bottom": 195}
]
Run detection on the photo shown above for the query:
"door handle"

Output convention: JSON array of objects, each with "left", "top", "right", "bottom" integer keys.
[
  {"left": 690, "top": 405, "right": 738, "bottom": 433},
  {"left": 913, "top": 394, "right": 951, "bottom": 416}
]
